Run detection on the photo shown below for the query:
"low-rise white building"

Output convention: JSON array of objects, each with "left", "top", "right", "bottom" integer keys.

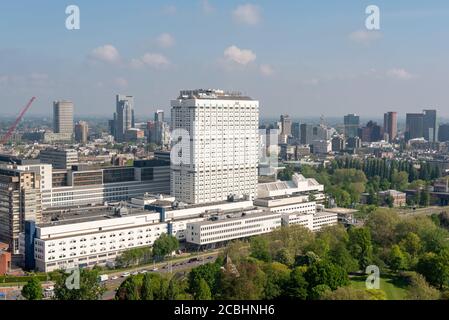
[
  {"left": 186, "top": 211, "right": 282, "bottom": 246},
  {"left": 33, "top": 207, "right": 166, "bottom": 272}
]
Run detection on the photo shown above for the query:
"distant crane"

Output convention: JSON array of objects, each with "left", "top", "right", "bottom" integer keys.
[{"left": 0, "top": 97, "right": 36, "bottom": 145}]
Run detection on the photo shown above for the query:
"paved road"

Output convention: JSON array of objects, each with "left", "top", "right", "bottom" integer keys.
[{"left": 102, "top": 252, "right": 220, "bottom": 300}]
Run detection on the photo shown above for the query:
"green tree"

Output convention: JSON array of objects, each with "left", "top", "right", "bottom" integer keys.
[
  {"left": 117, "top": 275, "right": 142, "bottom": 300},
  {"left": 417, "top": 250, "right": 449, "bottom": 289},
  {"left": 188, "top": 262, "right": 221, "bottom": 296},
  {"left": 304, "top": 260, "right": 349, "bottom": 292},
  {"left": 284, "top": 267, "right": 309, "bottom": 300},
  {"left": 250, "top": 236, "right": 272, "bottom": 262},
  {"left": 21, "top": 277, "right": 43, "bottom": 300},
  {"left": 262, "top": 262, "right": 290, "bottom": 299},
  {"left": 54, "top": 269, "right": 106, "bottom": 300},
  {"left": 328, "top": 242, "right": 359, "bottom": 273},
  {"left": 152, "top": 234, "right": 179, "bottom": 260},
  {"left": 347, "top": 227, "right": 373, "bottom": 269},
  {"left": 274, "top": 248, "right": 295, "bottom": 267},
  {"left": 389, "top": 245, "right": 408, "bottom": 272},
  {"left": 194, "top": 278, "right": 212, "bottom": 300},
  {"left": 391, "top": 170, "right": 409, "bottom": 191},
  {"left": 365, "top": 209, "right": 400, "bottom": 247},
  {"left": 419, "top": 190, "right": 430, "bottom": 207}
]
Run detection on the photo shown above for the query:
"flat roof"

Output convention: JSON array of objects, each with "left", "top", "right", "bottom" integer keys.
[
  {"left": 39, "top": 207, "right": 157, "bottom": 228},
  {"left": 190, "top": 211, "right": 280, "bottom": 227}
]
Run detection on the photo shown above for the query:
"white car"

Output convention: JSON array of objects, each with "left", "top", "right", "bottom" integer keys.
[
  {"left": 111, "top": 276, "right": 119, "bottom": 280},
  {"left": 140, "top": 270, "right": 148, "bottom": 274},
  {"left": 121, "top": 272, "right": 130, "bottom": 278},
  {"left": 131, "top": 271, "right": 139, "bottom": 276}
]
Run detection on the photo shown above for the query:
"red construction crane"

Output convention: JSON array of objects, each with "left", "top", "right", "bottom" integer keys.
[{"left": 0, "top": 97, "right": 36, "bottom": 145}]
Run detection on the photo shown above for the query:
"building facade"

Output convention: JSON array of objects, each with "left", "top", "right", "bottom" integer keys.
[
  {"left": 171, "top": 89, "right": 259, "bottom": 204},
  {"left": 53, "top": 100, "right": 74, "bottom": 135},
  {"left": 383, "top": 112, "right": 398, "bottom": 142}
]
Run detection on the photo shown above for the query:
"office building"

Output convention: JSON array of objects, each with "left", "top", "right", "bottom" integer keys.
[
  {"left": 280, "top": 115, "right": 292, "bottom": 138},
  {"left": 291, "top": 122, "right": 301, "bottom": 143},
  {"left": 300, "top": 124, "right": 332, "bottom": 145},
  {"left": 186, "top": 211, "right": 282, "bottom": 246},
  {"left": 154, "top": 110, "right": 165, "bottom": 122},
  {"left": 0, "top": 243, "right": 11, "bottom": 275},
  {"left": 28, "top": 207, "right": 166, "bottom": 272},
  {"left": 53, "top": 100, "right": 74, "bottom": 134},
  {"left": 332, "top": 136, "right": 345, "bottom": 152},
  {"left": 311, "top": 140, "right": 331, "bottom": 154},
  {"left": 347, "top": 136, "right": 361, "bottom": 150},
  {"left": 148, "top": 121, "right": 170, "bottom": 147},
  {"left": 42, "top": 159, "right": 170, "bottom": 209},
  {"left": 383, "top": 112, "right": 398, "bottom": 142},
  {"left": 344, "top": 114, "right": 360, "bottom": 138},
  {"left": 423, "top": 109, "right": 437, "bottom": 142},
  {"left": 438, "top": 123, "right": 449, "bottom": 142},
  {"left": 113, "top": 95, "right": 135, "bottom": 142},
  {"left": 171, "top": 89, "right": 259, "bottom": 204},
  {"left": 75, "top": 121, "right": 89, "bottom": 144},
  {"left": 360, "top": 121, "right": 382, "bottom": 142},
  {"left": 0, "top": 168, "right": 42, "bottom": 254},
  {"left": 405, "top": 113, "right": 424, "bottom": 141},
  {"left": 39, "top": 148, "right": 79, "bottom": 170}
]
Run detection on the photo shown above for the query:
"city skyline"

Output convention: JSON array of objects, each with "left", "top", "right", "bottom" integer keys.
[{"left": 1, "top": 0, "right": 449, "bottom": 117}]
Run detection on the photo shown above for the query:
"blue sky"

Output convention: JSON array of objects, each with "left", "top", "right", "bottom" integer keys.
[{"left": 1, "top": 0, "right": 449, "bottom": 119}]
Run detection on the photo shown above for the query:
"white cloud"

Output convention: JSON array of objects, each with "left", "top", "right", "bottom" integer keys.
[
  {"left": 88, "top": 45, "right": 121, "bottom": 64},
  {"left": 348, "top": 30, "right": 382, "bottom": 45},
  {"left": 232, "top": 4, "right": 261, "bottom": 26},
  {"left": 156, "top": 33, "right": 175, "bottom": 48},
  {"left": 386, "top": 68, "right": 416, "bottom": 80},
  {"left": 131, "top": 53, "right": 171, "bottom": 69},
  {"left": 224, "top": 45, "right": 256, "bottom": 65},
  {"left": 201, "top": 0, "right": 215, "bottom": 14},
  {"left": 259, "top": 64, "right": 274, "bottom": 76}
]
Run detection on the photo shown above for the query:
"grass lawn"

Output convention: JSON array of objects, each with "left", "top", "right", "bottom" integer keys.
[{"left": 349, "top": 274, "right": 409, "bottom": 300}]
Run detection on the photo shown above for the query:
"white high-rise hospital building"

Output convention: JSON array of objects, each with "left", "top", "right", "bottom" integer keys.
[{"left": 171, "top": 89, "right": 259, "bottom": 204}]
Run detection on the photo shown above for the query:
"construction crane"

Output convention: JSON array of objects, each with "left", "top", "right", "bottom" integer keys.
[{"left": 0, "top": 97, "right": 36, "bottom": 145}]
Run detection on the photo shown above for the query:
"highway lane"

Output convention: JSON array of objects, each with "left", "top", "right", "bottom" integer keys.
[{"left": 102, "top": 253, "right": 219, "bottom": 300}]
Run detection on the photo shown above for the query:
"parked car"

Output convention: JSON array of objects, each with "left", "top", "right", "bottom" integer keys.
[{"left": 121, "top": 272, "right": 130, "bottom": 278}]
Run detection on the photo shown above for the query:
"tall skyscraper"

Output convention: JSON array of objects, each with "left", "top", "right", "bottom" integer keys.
[
  {"left": 75, "top": 121, "right": 89, "bottom": 144},
  {"left": 53, "top": 100, "right": 74, "bottom": 135},
  {"left": 280, "top": 115, "right": 292, "bottom": 137},
  {"left": 383, "top": 112, "right": 398, "bottom": 142},
  {"left": 344, "top": 114, "right": 360, "bottom": 138},
  {"left": 438, "top": 123, "right": 449, "bottom": 142},
  {"left": 171, "top": 89, "right": 259, "bottom": 204},
  {"left": 300, "top": 123, "right": 314, "bottom": 145},
  {"left": 154, "top": 110, "right": 165, "bottom": 122},
  {"left": 405, "top": 113, "right": 424, "bottom": 141},
  {"left": 423, "top": 109, "right": 437, "bottom": 142},
  {"left": 0, "top": 168, "right": 42, "bottom": 254},
  {"left": 291, "top": 122, "right": 301, "bottom": 143},
  {"left": 113, "top": 94, "right": 134, "bottom": 142}
]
